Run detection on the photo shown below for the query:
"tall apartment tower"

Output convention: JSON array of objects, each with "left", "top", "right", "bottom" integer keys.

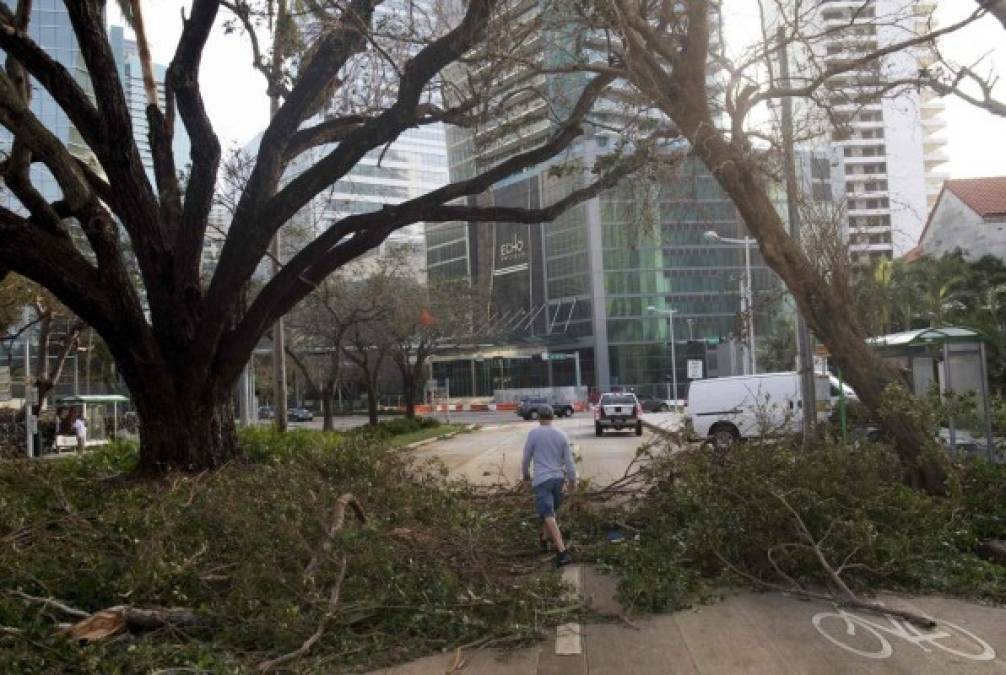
[
  {"left": 109, "top": 26, "right": 191, "bottom": 180},
  {"left": 813, "top": 0, "right": 948, "bottom": 259}
]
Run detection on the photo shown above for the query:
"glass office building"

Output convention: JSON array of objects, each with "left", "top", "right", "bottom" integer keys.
[
  {"left": 427, "top": 142, "right": 777, "bottom": 396},
  {"left": 0, "top": 0, "right": 96, "bottom": 207}
]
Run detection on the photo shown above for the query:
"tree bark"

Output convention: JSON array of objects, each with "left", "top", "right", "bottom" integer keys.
[
  {"left": 133, "top": 391, "right": 240, "bottom": 474},
  {"left": 612, "top": 0, "right": 940, "bottom": 490},
  {"left": 321, "top": 380, "right": 335, "bottom": 432},
  {"left": 364, "top": 374, "right": 379, "bottom": 426}
]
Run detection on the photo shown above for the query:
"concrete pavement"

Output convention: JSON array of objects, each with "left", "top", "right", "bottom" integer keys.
[
  {"left": 370, "top": 565, "right": 1006, "bottom": 674},
  {"left": 371, "top": 418, "right": 1006, "bottom": 675},
  {"left": 410, "top": 415, "right": 660, "bottom": 486}
]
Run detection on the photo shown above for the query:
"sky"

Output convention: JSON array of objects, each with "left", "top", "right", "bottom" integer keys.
[{"left": 131, "top": 0, "right": 1006, "bottom": 178}]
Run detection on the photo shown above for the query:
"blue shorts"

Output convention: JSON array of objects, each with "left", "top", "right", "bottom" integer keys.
[{"left": 533, "top": 478, "right": 565, "bottom": 519}]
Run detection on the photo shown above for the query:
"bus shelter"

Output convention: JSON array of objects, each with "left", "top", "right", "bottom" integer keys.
[
  {"left": 867, "top": 327, "right": 995, "bottom": 460},
  {"left": 53, "top": 394, "right": 129, "bottom": 452}
]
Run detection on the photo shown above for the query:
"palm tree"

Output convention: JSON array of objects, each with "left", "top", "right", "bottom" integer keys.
[{"left": 116, "top": 0, "right": 159, "bottom": 109}]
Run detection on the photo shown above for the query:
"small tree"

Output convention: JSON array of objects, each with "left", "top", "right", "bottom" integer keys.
[
  {"left": 382, "top": 276, "right": 480, "bottom": 418},
  {"left": 1, "top": 277, "right": 84, "bottom": 410},
  {"left": 286, "top": 257, "right": 396, "bottom": 429}
]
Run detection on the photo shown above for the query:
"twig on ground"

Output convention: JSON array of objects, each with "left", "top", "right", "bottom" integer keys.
[
  {"left": 257, "top": 555, "right": 349, "bottom": 673},
  {"left": 9, "top": 591, "right": 89, "bottom": 619},
  {"left": 304, "top": 492, "right": 366, "bottom": 584}
]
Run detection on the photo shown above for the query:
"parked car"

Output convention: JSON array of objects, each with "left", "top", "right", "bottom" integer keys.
[
  {"left": 638, "top": 395, "right": 673, "bottom": 413},
  {"left": 258, "top": 405, "right": 275, "bottom": 420},
  {"left": 685, "top": 372, "right": 831, "bottom": 449},
  {"left": 287, "top": 407, "right": 315, "bottom": 422},
  {"left": 594, "top": 393, "right": 643, "bottom": 436},
  {"left": 516, "top": 397, "right": 574, "bottom": 420}
]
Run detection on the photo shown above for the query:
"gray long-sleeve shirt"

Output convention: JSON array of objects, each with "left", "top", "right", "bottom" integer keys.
[{"left": 521, "top": 425, "right": 577, "bottom": 487}]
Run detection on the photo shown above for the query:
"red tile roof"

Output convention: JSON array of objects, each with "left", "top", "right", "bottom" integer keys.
[{"left": 944, "top": 176, "right": 1006, "bottom": 218}]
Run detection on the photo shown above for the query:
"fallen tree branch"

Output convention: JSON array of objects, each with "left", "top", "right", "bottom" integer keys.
[
  {"left": 257, "top": 555, "right": 349, "bottom": 673},
  {"left": 9, "top": 590, "right": 89, "bottom": 619},
  {"left": 713, "top": 550, "right": 934, "bottom": 628},
  {"left": 64, "top": 606, "right": 198, "bottom": 642},
  {"left": 304, "top": 492, "right": 366, "bottom": 583}
]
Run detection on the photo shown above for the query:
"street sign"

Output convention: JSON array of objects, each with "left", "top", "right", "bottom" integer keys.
[
  {"left": 541, "top": 352, "right": 570, "bottom": 361},
  {"left": 686, "top": 359, "right": 704, "bottom": 380},
  {"left": 0, "top": 366, "right": 10, "bottom": 401}
]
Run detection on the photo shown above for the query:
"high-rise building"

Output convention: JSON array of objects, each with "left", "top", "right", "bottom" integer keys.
[
  {"left": 426, "top": 2, "right": 773, "bottom": 396},
  {"left": 0, "top": 0, "right": 97, "bottom": 206},
  {"left": 109, "top": 26, "right": 191, "bottom": 179},
  {"left": 262, "top": 123, "right": 450, "bottom": 280},
  {"left": 806, "top": 0, "right": 948, "bottom": 259}
]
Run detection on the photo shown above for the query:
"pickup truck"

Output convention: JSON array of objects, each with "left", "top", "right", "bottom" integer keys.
[{"left": 594, "top": 393, "right": 643, "bottom": 436}]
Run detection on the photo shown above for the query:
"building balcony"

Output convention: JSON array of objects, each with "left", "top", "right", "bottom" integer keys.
[
  {"left": 844, "top": 173, "right": 888, "bottom": 183},
  {"left": 830, "top": 101, "right": 883, "bottom": 113},
  {"left": 842, "top": 153, "right": 887, "bottom": 163},
  {"left": 845, "top": 189, "right": 888, "bottom": 200},
  {"left": 847, "top": 207, "right": 892, "bottom": 217},
  {"left": 848, "top": 242, "right": 894, "bottom": 253},
  {"left": 835, "top": 136, "right": 885, "bottom": 147},
  {"left": 924, "top": 151, "right": 949, "bottom": 165}
]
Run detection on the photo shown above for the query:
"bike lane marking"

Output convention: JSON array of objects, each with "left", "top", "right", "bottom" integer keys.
[{"left": 808, "top": 593, "right": 1005, "bottom": 671}]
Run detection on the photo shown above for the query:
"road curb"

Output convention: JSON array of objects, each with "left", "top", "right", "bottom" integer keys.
[{"left": 399, "top": 424, "right": 478, "bottom": 451}]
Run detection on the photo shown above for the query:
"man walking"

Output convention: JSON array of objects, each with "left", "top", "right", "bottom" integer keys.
[{"left": 521, "top": 405, "right": 576, "bottom": 567}]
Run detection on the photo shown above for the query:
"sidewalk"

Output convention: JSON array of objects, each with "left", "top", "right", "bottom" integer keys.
[{"left": 369, "top": 565, "right": 1006, "bottom": 674}]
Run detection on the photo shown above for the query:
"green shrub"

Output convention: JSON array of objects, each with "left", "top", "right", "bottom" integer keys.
[
  {"left": 0, "top": 429, "right": 571, "bottom": 673},
  {"left": 591, "top": 437, "right": 1006, "bottom": 613}
]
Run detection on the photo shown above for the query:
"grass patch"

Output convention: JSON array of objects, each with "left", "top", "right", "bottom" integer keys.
[
  {"left": 579, "top": 437, "right": 1006, "bottom": 614},
  {"left": 385, "top": 424, "right": 464, "bottom": 447},
  {"left": 0, "top": 428, "right": 577, "bottom": 673}
]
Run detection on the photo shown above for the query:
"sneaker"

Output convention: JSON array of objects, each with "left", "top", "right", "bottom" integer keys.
[{"left": 555, "top": 550, "right": 573, "bottom": 568}]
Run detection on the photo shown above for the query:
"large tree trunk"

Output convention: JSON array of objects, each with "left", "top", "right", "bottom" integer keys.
[
  {"left": 365, "top": 377, "right": 379, "bottom": 426},
  {"left": 321, "top": 380, "right": 335, "bottom": 432},
  {"left": 683, "top": 117, "right": 939, "bottom": 489},
  {"left": 612, "top": 3, "right": 940, "bottom": 490},
  {"left": 133, "top": 391, "right": 240, "bottom": 475},
  {"left": 404, "top": 388, "right": 416, "bottom": 418},
  {"left": 398, "top": 362, "right": 417, "bottom": 419}
]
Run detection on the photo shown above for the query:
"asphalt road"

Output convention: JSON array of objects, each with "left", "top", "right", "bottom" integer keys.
[
  {"left": 410, "top": 414, "right": 657, "bottom": 487},
  {"left": 270, "top": 410, "right": 523, "bottom": 430}
]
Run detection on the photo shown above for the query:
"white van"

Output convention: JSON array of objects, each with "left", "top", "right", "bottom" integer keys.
[{"left": 685, "top": 372, "right": 832, "bottom": 448}]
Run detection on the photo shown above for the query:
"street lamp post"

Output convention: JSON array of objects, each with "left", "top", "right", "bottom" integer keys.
[
  {"left": 704, "top": 230, "right": 757, "bottom": 374},
  {"left": 647, "top": 306, "right": 678, "bottom": 409}
]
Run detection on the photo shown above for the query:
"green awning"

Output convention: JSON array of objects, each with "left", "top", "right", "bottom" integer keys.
[{"left": 867, "top": 326, "right": 985, "bottom": 349}]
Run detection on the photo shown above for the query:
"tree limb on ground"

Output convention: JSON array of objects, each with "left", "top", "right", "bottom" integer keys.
[
  {"left": 9, "top": 591, "right": 198, "bottom": 641},
  {"left": 256, "top": 493, "right": 366, "bottom": 672},
  {"left": 711, "top": 490, "right": 936, "bottom": 629},
  {"left": 258, "top": 555, "right": 349, "bottom": 673},
  {"left": 304, "top": 492, "right": 367, "bottom": 584}
]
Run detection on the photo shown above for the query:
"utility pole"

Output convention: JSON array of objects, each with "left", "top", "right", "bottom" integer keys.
[
  {"left": 24, "top": 336, "right": 33, "bottom": 458},
  {"left": 269, "top": 0, "right": 289, "bottom": 432},
  {"left": 778, "top": 28, "right": 817, "bottom": 440}
]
